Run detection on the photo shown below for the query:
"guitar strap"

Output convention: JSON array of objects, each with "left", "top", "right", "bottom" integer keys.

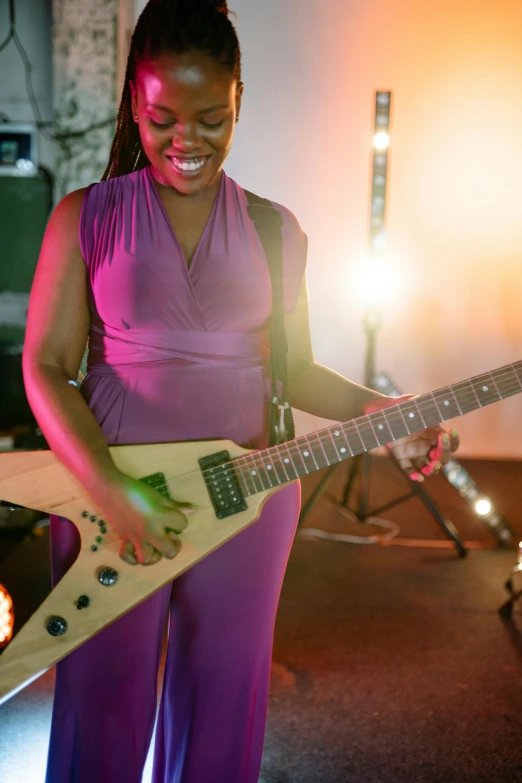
[{"left": 243, "top": 189, "right": 296, "bottom": 446}]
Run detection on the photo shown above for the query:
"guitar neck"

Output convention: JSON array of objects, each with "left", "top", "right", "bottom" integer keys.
[{"left": 231, "top": 361, "right": 522, "bottom": 496}]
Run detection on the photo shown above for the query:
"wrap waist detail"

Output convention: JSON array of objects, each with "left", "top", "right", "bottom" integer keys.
[{"left": 86, "top": 324, "right": 271, "bottom": 375}]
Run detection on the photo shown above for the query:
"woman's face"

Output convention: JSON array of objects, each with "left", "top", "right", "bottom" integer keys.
[{"left": 131, "top": 51, "right": 242, "bottom": 195}]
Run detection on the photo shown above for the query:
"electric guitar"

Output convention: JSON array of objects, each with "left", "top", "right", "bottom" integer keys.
[{"left": 0, "top": 360, "right": 520, "bottom": 705}]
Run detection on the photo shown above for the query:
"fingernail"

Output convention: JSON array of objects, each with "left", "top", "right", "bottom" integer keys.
[
  {"left": 451, "top": 428, "right": 458, "bottom": 437},
  {"left": 410, "top": 472, "right": 423, "bottom": 482},
  {"left": 182, "top": 507, "right": 197, "bottom": 516},
  {"left": 442, "top": 433, "right": 450, "bottom": 444}
]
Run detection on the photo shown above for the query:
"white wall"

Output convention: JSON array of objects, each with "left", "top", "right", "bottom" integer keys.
[
  {"left": 128, "top": 0, "right": 522, "bottom": 458},
  {"left": 0, "top": 0, "right": 55, "bottom": 172}
]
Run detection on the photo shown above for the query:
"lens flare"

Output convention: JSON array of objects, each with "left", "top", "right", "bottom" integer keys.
[
  {"left": 353, "top": 254, "right": 403, "bottom": 307},
  {"left": 373, "top": 132, "right": 390, "bottom": 151},
  {"left": 475, "top": 498, "right": 492, "bottom": 516}
]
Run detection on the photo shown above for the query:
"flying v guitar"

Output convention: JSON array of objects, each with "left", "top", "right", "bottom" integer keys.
[{"left": 0, "top": 360, "right": 520, "bottom": 705}]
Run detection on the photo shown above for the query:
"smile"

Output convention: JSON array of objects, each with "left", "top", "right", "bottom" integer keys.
[{"left": 168, "top": 156, "right": 209, "bottom": 176}]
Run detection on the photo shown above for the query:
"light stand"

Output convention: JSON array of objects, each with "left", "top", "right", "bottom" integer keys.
[{"left": 298, "top": 89, "right": 467, "bottom": 556}]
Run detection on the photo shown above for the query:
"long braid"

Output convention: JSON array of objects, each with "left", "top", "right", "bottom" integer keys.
[{"left": 102, "top": 0, "right": 241, "bottom": 181}]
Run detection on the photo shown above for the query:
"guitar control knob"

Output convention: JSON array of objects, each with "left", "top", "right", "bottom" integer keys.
[
  {"left": 98, "top": 567, "right": 119, "bottom": 586},
  {"left": 46, "top": 616, "right": 68, "bottom": 636}
]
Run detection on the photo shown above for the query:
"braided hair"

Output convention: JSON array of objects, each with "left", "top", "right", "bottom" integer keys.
[{"left": 103, "top": 0, "right": 241, "bottom": 180}]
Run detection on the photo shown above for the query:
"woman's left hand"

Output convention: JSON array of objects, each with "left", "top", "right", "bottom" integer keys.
[{"left": 363, "top": 395, "right": 460, "bottom": 482}]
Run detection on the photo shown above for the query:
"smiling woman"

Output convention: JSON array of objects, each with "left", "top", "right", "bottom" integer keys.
[{"left": 20, "top": 0, "right": 457, "bottom": 781}]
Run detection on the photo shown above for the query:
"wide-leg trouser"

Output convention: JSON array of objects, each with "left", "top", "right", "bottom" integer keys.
[{"left": 45, "top": 482, "right": 300, "bottom": 783}]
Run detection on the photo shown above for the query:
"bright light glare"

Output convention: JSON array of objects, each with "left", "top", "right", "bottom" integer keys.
[
  {"left": 0, "top": 586, "right": 14, "bottom": 646},
  {"left": 475, "top": 498, "right": 492, "bottom": 516},
  {"left": 353, "top": 255, "right": 404, "bottom": 307},
  {"left": 373, "top": 132, "right": 390, "bottom": 151}
]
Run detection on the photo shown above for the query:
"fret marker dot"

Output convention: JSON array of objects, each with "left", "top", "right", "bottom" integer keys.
[
  {"left": 408, "top": 413, "right": 415, "bottom": 419},
  {"left": 266, "top": 465, "right": 272, "bottom": 470},
  {"left": 378, "top": 424, "right": 384, "bottom": 430},
  {"left": 334, "top": 431, "right": 340, "bottom": 437},
  {"left": 303, "top": 451, "right": 310, "bottom": 457},
  {"left": 444, "top": 400, "right": 450, "bottom": 406},
  {"left": 284, "top": 458, "right": 290, "bottom": 464},
  {"left": 251, "top": 470, "right": 257, "bottom": 476},
  {"left": 482, "top": 386, "right": 489, "bottom": 392},
  {"left": 340, "top": 448, "right": 347, "bottom": 454}
]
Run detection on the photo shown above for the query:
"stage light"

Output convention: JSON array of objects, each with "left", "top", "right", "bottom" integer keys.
[
  {"left": 475, "top": 498, "right": 492, "bottom": 516},
  {"left": 353, "top": 254, "right": 403, "bottom": 308},
  {"left": 0, "top": 584, "right": 14, "bottom": 648},
  {"left": 373, "top": 131, "right": 390, "bottom": 151}
]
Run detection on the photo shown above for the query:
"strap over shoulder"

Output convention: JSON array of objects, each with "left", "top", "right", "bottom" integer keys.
[{"left": 243, "top": 188, "right": 295, "bottom": 445}]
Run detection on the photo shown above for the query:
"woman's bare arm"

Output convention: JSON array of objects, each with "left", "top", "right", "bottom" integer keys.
[
  {"left": 22, "top": 190, "right": 188, "bottom": 563},
  {"left": 285, "top": 277, "right": 386, "bottom": 420},
  {"left": 22, "top": 188, "right": 119, "bottom": 493}
]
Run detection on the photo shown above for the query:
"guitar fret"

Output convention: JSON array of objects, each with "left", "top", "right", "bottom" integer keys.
[
  {"left": 398, "top": 399, "right": 427, "bottom": 432},
  {"left": 416, "top": 395, "right": 443, "bottom": 427},
  {"left": 308, "top": 432, "right": 333, "bottom": 469},
  {"left": 326, "top": 429, "right": 344, "bottom": 461},
  {"left": 431, "top": 388, "right": 460, "bottom": 420},
  {"left": 452, "top": 380, "right": 480, "bottom": 414},
  {"left": 269, "top": 448, "right": 290, "bottom": 484},
  {"left": 302, "top": 434, "right": 321, "bottom": 471},
  {"left": 288, "top": 441, "right": 310, "bottom": 476},
  {"left": 344, "top": 425, "right": 365, "bottom": 455},
  {"left": 249, "top": 453, "right": 269, "bottom": 491},
  {"left": 332, "top": 427, "right": 354, "bottom": 459},
  {"left": 383, "top": 406, "right": 410, "bottom": 439},
  {"left": 357, "top": 417, "right": 380, "bottom": 451},
  {"left": 236, "top": 464, "right": 252, "bottom": 497},
  {"left": 257, "top": 451, "right": 278, "bottom": 488},
  {"left": 470, "top": 373, "right": 501, "bottom": 407},
  {"left": 279, "top": 442, "right": 299, "bottom": 480},
  {"left": 512, "top": 362, "right": 522, "bottom": 388},
  {"left": 367, "top": 410, "right": 394, "bottom": 444},
  {"left": 493, "top": 365, "right": 522, "bottom": 398}
]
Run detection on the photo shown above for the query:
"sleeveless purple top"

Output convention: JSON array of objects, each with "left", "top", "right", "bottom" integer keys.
[{"left": 79, "top": 166, "right": 307, "bottom": 449}]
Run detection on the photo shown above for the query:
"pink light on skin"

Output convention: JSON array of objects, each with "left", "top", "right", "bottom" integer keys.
[{"left": 363, "top": 395, "right": 459, "bottom": 482}]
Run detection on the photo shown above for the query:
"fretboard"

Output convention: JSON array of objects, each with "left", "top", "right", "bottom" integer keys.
[{"left": 229, "top": 361, "right": 522, "bottom": 497}]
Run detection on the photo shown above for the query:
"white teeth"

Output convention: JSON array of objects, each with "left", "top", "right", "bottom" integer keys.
[{"left": 171, "top": 157, "right": 206, "bottom": 172}]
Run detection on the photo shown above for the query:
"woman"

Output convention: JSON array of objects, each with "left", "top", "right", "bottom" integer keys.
[{"left": 23, "top": 1, "right": 458, "bottom": 781}]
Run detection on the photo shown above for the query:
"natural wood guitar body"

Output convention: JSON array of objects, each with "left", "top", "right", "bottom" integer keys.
[{"left": 0, "top": 440, "right": 276, "bottom": 705}]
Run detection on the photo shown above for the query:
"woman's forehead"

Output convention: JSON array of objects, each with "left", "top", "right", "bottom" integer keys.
[{"left": 135, "top": 52, "right": 236, "bottom": 95}]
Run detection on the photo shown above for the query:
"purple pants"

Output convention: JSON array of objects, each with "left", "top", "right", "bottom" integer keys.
[{"left": 45, "top": 483, "right": 300, "bottom": 783}]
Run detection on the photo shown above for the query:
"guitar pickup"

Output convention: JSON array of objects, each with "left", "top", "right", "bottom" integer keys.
[{"left": 199, "top": 451, "right": 247, "bottom": 519}]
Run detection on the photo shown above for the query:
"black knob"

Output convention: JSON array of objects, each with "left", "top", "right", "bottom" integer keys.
[
  {"left": 98, "top": 567, "right": 119, "bottom": 586},
  {"left": 46, "top": 616, "right": 68, "bottom": 636},
  {"left": 76, "top": 595, "right": 91, "bottom": 610}
]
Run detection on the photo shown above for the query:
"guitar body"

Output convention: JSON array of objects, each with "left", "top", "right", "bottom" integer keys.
[{"left": 0, "top": 440, "right": 278, "bottom": 705}]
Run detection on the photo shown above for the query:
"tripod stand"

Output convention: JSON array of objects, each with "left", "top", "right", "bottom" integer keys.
[{"left": 298, "top": 309, "right": 467, "bottom": 558}]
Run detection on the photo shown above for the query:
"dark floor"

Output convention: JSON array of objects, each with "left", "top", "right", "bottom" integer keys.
[{"left": 1, "top": 457, "right": 522, "bottom": 782}]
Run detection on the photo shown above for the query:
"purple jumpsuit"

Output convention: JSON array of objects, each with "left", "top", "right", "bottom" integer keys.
[{"left": 45, "top": 166, "right": 307, "bottom": 783}]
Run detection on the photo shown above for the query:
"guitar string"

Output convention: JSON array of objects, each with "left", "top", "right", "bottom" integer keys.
[
  {"left": 83, "top": 370, "right": 522, "bottom": 512},
  {"left": 77, "top": 368, "right": 522, "bottom": 521}
]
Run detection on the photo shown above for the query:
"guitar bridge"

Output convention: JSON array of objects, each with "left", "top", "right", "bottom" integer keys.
[{"left": 199, "top": 451, "right": 247, "bottom": 519}]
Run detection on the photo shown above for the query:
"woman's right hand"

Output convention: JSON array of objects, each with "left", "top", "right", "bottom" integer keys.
[{"left": 92, "top": 469, "right": 195, "bottom": 566}]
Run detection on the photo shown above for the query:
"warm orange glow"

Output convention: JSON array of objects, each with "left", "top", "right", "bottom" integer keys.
[
  {"left": 0, "top": 585, "right": 14, "bottom": 647},
  {"left": 294, "top": 0, "right": 522, "bottom": 458}
]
